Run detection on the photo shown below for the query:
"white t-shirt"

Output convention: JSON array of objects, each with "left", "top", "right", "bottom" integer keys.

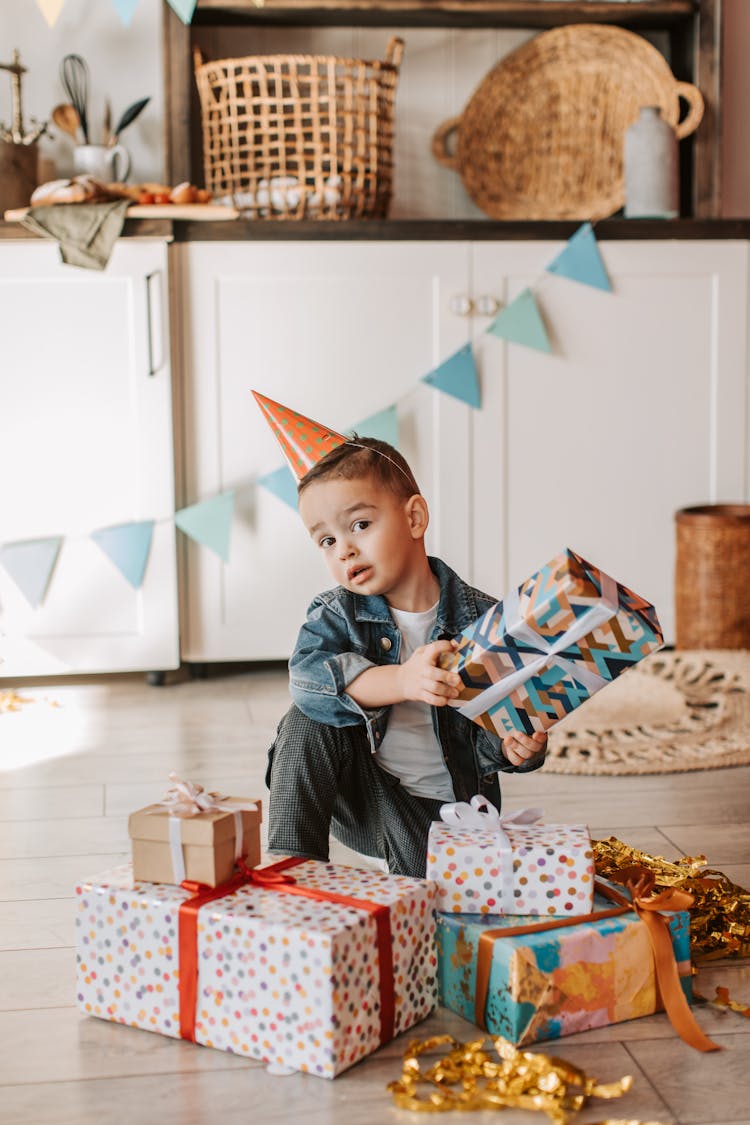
[{"left": 373, "top": 602, "right": 456, "bottom": 801}]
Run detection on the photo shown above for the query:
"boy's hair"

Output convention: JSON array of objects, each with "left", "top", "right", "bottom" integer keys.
[{"left": 297, "top": 435, "right": 420, "bottom": 501}]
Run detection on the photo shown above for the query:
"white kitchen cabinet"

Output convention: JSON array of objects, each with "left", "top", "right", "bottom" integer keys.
[
  {"left": 176, "top": 238, "right": 749, "bottom": 661},
  {"left": 0, "top": 238, "right": 179, "bottom": 677},
  {"left": 173, "top": 240, "right": 473, "bottom": 662}
]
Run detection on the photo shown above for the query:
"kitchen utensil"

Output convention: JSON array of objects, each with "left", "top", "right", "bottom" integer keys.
[
  {"left": 60, "top": 54, "right": 90, "bottom": 144},
  {"left": 72, "top": 142, "right": 130, "bottom": 183},
  {"left": 101, "top": 97, "right": 112, "bottom": 146},
  {"left": 109, "top": 96, "right": 150, "bottom": 144},
  {"left": 52, "top": 102, "right": 81, "bottom": 141},
  {"left": 431, "top": 23, "right": 704, "bottom": 220}
]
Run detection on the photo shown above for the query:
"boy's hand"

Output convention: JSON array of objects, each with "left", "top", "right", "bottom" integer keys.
[
  {"left": 397, "top": 641, "right": 462, "bottom": 706},
  {"left": 503, "top": 730, "right": 547, "bottom": 767}
]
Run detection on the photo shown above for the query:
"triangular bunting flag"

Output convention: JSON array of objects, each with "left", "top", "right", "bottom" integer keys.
[
  {"left": 257, "top": 466, "right": 298, "bottom": 511},
  {"left": 252, "top": 390, "right": 348, "bottom": 481},
  {"left": 35, "top": 0, "right": 65, "bottom": 26},
  {"left": 421, "top": 343, "right": 481, "bottom": 408},
  {"left": 90, "top": 521, "right": 154, "bottom": 589},
  {"left": 165, "top": 0, "right": 198, "bottom": 23},
  {"left": 0, "top": 537, "right": 63, "bottom": 608},
  {"left": 354, "top": 404, "right": 399, "bottom": 446},
  {"left": 545, "top": 222, "right": 612, "bottom": 292},
  {"left": 112, "top": 0, "right": 139, "bottom": 25},
  {"left": 487, "top": 288, "right": 552, "bottom": 354},
  {"left": 175, "top": 492, "right": 234, "bottom": 563}
]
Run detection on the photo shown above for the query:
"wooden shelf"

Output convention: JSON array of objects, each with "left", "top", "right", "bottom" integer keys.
[
  {"left": 190, "top": 0, "right": 697, "bottom": 29},
  {"left": 162, "top": 0, "right": 722, "bottom": 220}
]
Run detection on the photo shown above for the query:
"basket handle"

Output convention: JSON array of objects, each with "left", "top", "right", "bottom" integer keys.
[
  {"left": 385, "top": 37, "right": 405, "bottom": 70},
  {"left": 193, "top": 45, "right": 206, "bottom": 73},
  {"left": 674, "top": 81, "right": 705, "bottom": 140},
  {"left": 431, "top": 115, "right": 462, "bottom": 171}
]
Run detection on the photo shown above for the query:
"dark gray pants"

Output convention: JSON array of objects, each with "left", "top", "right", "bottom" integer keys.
[{"left": 265, "top": 705, "right": 443, "bottom": 877}]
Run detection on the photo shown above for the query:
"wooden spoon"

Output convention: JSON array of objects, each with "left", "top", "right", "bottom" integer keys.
[{"left": 51, "top": 103, "right": 81, "bottom": 141}]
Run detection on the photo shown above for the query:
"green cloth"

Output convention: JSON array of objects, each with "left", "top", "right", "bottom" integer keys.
[{"left": 20, "top": 199, "right": 130, "bottom": 270}]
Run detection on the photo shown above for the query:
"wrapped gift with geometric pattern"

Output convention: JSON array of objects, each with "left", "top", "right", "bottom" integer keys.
[
  {"left": 427, "top": 799, "right": 594, "bottom": 916},
  {"left": 76, "top": 857, "right": 437, "bottom": 1078},
  {"left": 436, "top": 879, "right": 714, "bottom": 1050},
  {"left": 439, "top": 547, "right": 663, "bottom": 737}
]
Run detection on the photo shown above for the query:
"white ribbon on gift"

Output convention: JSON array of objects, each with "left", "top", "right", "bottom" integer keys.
[
  {"left": 457, "top": 571, "right": 620, "bottom": 724},
  {"left": 152, "top": 772, "right": 258, "bottom": 884},
  {"left": 439, "top": 795, "right": 545, "bottom": 910}
]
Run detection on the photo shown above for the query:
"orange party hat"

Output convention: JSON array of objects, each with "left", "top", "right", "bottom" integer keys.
[{"left": 252, "top": 390, "right": 349, "bottom": 481}]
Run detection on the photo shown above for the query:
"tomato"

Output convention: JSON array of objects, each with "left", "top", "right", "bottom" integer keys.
[
  {"left": 153, "top": 192, "right": 172, "bottom": 204},
  {"left": 137, "top": 191, "right": 156, "bottom": 204}
]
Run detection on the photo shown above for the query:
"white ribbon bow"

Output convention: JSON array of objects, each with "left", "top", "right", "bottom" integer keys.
[
  {"left": 439, "top": 796, "right": 544, "bottom": 910},
  {"left": 152, "top": 772, "right": 258, "bottom": 883},
  {"left": 456, "top": 569, "right": 620, "bottom": 725}
]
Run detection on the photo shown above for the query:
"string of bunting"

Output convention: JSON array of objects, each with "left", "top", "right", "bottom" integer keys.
[
  {"left": 0, "top": 224, "right": 609, "bottom": 611},
  {"left": 34, "top": 0, "right": 204, "bottom": 28}
]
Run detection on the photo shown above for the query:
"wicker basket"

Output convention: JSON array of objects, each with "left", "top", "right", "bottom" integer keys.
[
  {"left": 675, "top": 505, "right": 750, "bottom": 650},
  {"left": 194, "top": 38, "right": 404, "bottom": 220},
  {"left": 431, "top": 23, "right": 704, "bottom": 221}
]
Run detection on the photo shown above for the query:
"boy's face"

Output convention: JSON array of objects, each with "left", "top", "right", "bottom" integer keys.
[{"left": 299, "top": 474, "right": 427, "bottom": 602}]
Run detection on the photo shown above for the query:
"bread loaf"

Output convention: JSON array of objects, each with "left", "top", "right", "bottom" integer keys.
[{"left": 30, "top": 176, "right": 111, "bottom": 206}]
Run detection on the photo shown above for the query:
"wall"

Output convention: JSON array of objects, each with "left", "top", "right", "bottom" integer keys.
[
  {"left": 0, "top": 0, "right": 748, "bottom": 216},
  {"left": 1, "top": 0, "right": 163, "bottom": 185}
]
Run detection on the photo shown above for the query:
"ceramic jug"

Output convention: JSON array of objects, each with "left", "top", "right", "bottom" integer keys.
[
  {"left": 72, "top": 143, "right": 130, "bottom": 183},
  {"left": 623, "top": 106, "right": 678, "bottom": 219}
]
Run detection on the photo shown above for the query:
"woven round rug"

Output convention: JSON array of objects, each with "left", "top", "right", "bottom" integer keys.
[{"left": 545, "top": 650, "right": 750, "bottom": 775}]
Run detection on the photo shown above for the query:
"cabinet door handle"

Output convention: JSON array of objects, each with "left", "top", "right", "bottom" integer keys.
[
  {"left": 475, "top": 294, "right": 500, "bottom": 317},
  {"left": 145, "top": 270, "right": 164, "bottom": 377},
  {"left": 449, "top": 294, "right": 474, "bottom": 317}
]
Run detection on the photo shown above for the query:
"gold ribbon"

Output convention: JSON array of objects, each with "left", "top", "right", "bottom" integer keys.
[{"left": 473, "top": 871, "right": 719, "bottom": 1053}]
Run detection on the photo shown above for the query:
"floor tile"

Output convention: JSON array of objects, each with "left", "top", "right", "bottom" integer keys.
[
  {"left": 627, "top": 1032, "right": 750, "bottom": 1122},
  {"left": 0, "top": 816, "right": 130, "bottom": 859},
  {"left": 0, "top": 854, "right": 128, "bottom": 901},
  {"left": 0, "top": 897, "right": 75, "bottom": 950},
  {"left": 0, "top": 785, "right": 103, "bottom": 822},
  {"left": 0, "top": 947, "right": 74, "bottom": 1010},
  {"left": 660, "top": 822, "right": 750, "bottom": 866}
]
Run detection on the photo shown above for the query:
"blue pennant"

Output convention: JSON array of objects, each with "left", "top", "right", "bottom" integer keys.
[
  {"left": 175, "top": 492, "right": 234, "bottom": 562},
  {"left": 111, "top": 0, "right": 139, "bottom": 25},
  {"left": 0, "top": 537, "right": 62, "bottom": 608},
  {"left": 166, "top": 0, "right": 197, "bottom": 23},
  {"left": 487, "top": 288, "right": 552, "bottom": 354},
  {"left": 91, "top": 521, "right": 154, "bottom": 589},
  {"left": 421, "top": 343, "right": 480, "bottom": 408},
  {"left": 353, "top": 404, "right": 398, "bottom": 446},
  {"left": 545, "top": 222, "right": 612, "bottom": 292},
  {"left": 258, "top": 466, "right": 298, "bottom": 511}
]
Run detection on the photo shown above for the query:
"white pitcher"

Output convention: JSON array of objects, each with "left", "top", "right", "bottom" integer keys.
[{"left": 72, "top": 143, "right": 131, "bottom": 183}]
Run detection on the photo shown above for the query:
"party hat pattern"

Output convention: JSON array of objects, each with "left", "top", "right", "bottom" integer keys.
[{"left": 252, "top": 391, "right": 348, "bottom": 481}]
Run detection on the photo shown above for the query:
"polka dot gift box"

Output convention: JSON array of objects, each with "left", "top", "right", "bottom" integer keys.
[
  {"left": 75, "top": 857, "right": 437, "bottom": 1079},
  {"left": 426, "top": 798, "right": 594, "bottom": 916}
]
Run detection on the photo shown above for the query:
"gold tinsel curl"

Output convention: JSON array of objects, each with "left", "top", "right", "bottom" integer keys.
[
  {"left": 387, "top": 1034, "right": 633, "bottom": 1123},
  {"left": 593, "top": 836, "right": 750, "bottom": 961}
]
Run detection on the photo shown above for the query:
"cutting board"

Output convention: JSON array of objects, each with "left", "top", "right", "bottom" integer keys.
[{"left": 3, "top": 203, "right": 240, "bottom": 221}]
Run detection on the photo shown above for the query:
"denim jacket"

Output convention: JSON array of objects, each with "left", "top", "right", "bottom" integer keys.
[{"left": 289, "top": 556, "right": 544, "bottom": 806}]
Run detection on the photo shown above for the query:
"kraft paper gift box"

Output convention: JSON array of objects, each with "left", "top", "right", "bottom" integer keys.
[
  {"left": 436, "top": 886, "right": 694, "bottom": 1048},
  {"left": 427, "top": 798, "right": 594, "bottom": 916},
  {"left": 76, "top": 857, "right": 437, "bottom": 1078},
  {"left": 440, "top": 547, "right": 663, "bottom": 737},
  {"left": 128, "top": 774, "right": 262, "bottom": 888}
]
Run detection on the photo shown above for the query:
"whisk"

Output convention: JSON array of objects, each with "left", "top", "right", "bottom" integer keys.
[{"left": 60, "top": 54, "right": 89, "bottom": 143}]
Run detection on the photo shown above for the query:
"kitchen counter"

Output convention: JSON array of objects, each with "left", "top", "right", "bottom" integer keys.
[{"left": 2, "top": 217, "right": 750, "bottom": 241}]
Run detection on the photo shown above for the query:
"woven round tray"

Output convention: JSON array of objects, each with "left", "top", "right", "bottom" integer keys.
[{"left": 432, "top": 24, "right": 704, "bottom": 221}]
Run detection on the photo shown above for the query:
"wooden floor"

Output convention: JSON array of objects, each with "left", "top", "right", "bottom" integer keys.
[{"left": 1, "top": 666, "right": 748, "bottom": 1125}]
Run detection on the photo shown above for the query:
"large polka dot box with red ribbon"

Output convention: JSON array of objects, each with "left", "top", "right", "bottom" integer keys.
[
  {"left": 427, "top": 814, "right": 594, "bottom": 916},
  {"left": 75, "top": 858, "right": 437, "bottom": 1079}
]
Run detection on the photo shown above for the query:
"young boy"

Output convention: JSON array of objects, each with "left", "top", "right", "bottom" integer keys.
[{"left": 265, "top": 435, "right": 547, "bottom": 878}]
